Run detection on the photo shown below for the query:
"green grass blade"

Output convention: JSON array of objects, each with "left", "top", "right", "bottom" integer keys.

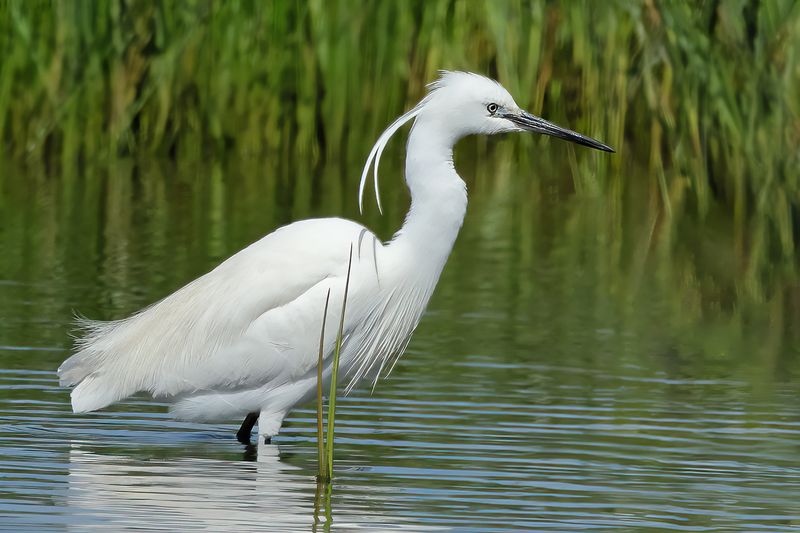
[
  {"left": 316, "top": 288, "right": 331, "bottom": 482},
  {"left": 325, "top": 244, "right": 353, "bottom": 480}
]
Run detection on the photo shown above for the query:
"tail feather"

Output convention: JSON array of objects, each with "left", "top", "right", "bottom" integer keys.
[
  {"left": 57, "top": 252, "right": 292, "bottom": 415},
  {"left": 57, "top": 353, "right": 91, "bottom": 388},
  {"left": 69, "top": 373, "right": 127, "bottom": 413},
  {"left": 57, "top": 317, "right": 141, "bottom": 413}
]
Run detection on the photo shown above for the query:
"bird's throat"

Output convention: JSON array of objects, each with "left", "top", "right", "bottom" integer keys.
[{"left": 391, "top": 119, "right": 468, "bottom": 270}]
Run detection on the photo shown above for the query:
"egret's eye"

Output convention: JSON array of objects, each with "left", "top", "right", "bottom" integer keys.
[{"left": 487, "top": 103, "right": 499, "bottom": 115}]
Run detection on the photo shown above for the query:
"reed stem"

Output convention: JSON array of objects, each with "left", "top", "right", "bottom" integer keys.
[
  {"left": 316, "top": 288, "right": 331, "bottom": 482},
  {"left": 325, "top": 244, "right": 353, "bottom": 480}
]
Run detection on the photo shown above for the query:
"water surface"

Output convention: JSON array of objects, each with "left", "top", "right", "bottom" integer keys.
[{"left": 1, "top": 154, "right": 799, "bottom": 531}]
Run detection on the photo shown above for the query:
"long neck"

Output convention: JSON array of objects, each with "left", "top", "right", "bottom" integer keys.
[{"left": 391, "top": 116, "right": 467, "bottom": 268}]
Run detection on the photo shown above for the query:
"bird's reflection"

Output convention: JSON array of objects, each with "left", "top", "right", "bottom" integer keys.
[
  {"left": 241, "top": 442, "right": 258, "bottom": 462},
  {"left": 62, "top": 431, "right": 427, "bottom": 532},
  {"left": 65, "top": 441, "right": 327, "bottom": 531}
]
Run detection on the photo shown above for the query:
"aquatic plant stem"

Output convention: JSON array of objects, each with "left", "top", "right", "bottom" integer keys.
[
  {"left": 326, "top": 244, "right": 353, "bottom": 480},
  {"left": 316, "top": 288, "right": 331, "bottom": 482}
]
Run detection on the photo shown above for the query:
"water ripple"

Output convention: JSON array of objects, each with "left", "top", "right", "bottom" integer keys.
[{"left": 0, "top": 368, "right": 799, "bottom": 531}]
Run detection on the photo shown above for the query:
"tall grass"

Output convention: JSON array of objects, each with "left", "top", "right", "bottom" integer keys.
[{"left": 0, "top": 0, "right": 798, "bottom": 296}]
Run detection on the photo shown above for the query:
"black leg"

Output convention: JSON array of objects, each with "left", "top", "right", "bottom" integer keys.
[{"left": 237, "top": 412, "right": 259, "bottom": 443}]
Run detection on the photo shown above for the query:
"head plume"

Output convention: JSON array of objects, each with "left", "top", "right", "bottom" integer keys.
[
  {"left": 358, "top": 72, "right": 457, "bottom": 214},
  {"left": 358, "top": 71, "right": 510, "bottom": 214},
  {"left": 358, "top": 101, "right": 424, "bottom": 214}
]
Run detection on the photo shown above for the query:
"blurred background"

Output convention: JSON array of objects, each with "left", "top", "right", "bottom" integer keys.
[{"left": 1, "top": 1, "right": 800, "bottom": 530}]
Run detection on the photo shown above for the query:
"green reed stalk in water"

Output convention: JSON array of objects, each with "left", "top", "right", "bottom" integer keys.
[
  {"left": 316, "top": 245, "right": 353, "bottom": 482},
  {"left": 325, "top": 245, "right": 353, "bottom": 480},
  {"left": 316, "top": 288, "right": 331, "bottom": 482}
]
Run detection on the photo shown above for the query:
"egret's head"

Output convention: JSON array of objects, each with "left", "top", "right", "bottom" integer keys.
[
  {"left": 359, "top": 71, "right": 613, "bottom": 213},
  {"left": 422, "top": 71, "right": 614, "bottom": 150}
]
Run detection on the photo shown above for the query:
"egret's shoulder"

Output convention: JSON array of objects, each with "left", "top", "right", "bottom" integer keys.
[
  {"left": 219, "top": 217, "right": 382, "bottom": 274},
  {"left": 274, "top": 217, "right": 371, "bottom": 238},
  {"left": 249, "top": 217, "right": 379, "bottom": 252}
]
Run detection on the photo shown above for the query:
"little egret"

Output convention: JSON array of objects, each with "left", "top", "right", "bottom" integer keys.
[{"left": 58, "top": 71, "right": 613, "bottom": 444}]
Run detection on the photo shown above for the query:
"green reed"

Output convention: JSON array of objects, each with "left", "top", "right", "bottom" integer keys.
[
  {"left": 0, "top": 1, "right": 798, "bottom": 298},
  {"left": 316, "top": 289, "right": 331, "bottom": 481},
  {"left": 316, "top": 245, "right": 353, "bottom": 483}
]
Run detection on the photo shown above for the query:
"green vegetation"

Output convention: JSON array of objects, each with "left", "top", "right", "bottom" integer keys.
[
  {"left": 316, "top": 247, "right": 352, "bottom": 483},
  {"left": 324, "top": 246, "right": 352, "bottom": 481},
  {"left": 316, "top": 289, "right": 331, "bottom": 481}
]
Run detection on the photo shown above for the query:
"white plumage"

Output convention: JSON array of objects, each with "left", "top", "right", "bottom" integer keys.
[{"left": 58, "top": 71, "right": 612, "bottom": 442}]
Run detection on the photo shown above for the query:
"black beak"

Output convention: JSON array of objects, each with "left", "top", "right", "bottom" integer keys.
[{"left": 505, "top": 111, "right": 614, "bottom": 153}]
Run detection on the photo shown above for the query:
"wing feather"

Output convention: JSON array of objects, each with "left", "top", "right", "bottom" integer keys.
[{"left": 58, "top": 218, "right": 368, "bottom": 413}]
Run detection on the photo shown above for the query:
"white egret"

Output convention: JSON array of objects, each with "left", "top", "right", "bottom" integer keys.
[{"left": 58, "top": 71, "right": 613, "bottom": 444}]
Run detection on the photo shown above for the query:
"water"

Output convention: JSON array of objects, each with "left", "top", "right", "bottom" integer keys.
[{"left": 1, "top": 154, "right": 799, "bottom": 531}]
